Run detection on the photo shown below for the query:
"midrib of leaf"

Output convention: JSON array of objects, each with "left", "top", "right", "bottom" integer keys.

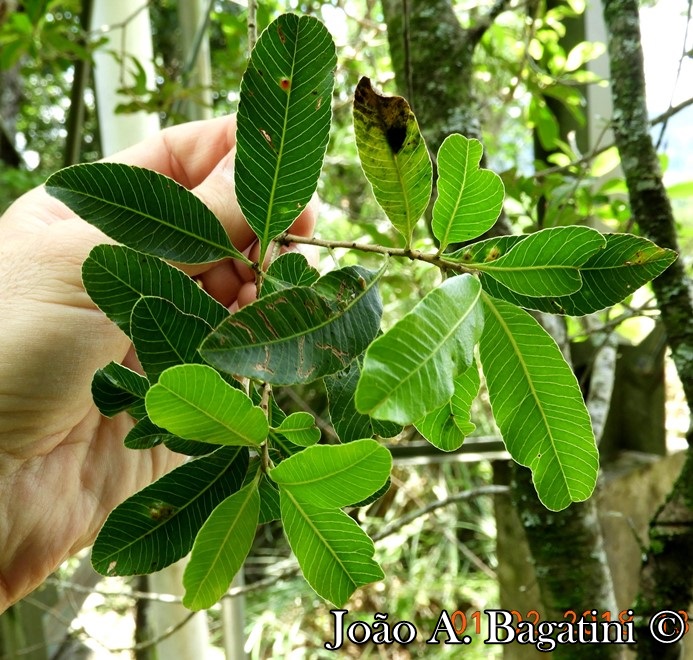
[
  {"left": 156, "top": 385, "right": 260, "bottom": 445},
  {"left": 220, "top": 267, "right": 382, "bottom": 349},
  {"left": 190, "top": 479, "right": 258, "bottom": 593},
  {"left": 260, "top": 26, "right": 300, "bottom": 263},
  {"left": 476, "top": 263, "right": 581, "bottom": 273},
  {"left": 372, "top": 279, "right": 482, "bottom": 408},
  {"left": 97, "top": 449, "right": 243, "bottom": 562},
  {"left": 142, "top": 298, "right": 206, "bottom": 362},
  {"left": 392, "top": 151, "right": 415, "bottom": 245},
  {"left": 482, "top": 292, "right": 570, "bottom": 491},
  {"left": 275, "top": 449, "right": 375, "bottom": 488},
  {"left": 284, "top": 489, "right": 357, "bottom": 589},
  {"left": 60, "top": 186, "right": 242, "bottom": 262},
  {"left": 438, "top": 144, "right": 471, "bottom": 250}
]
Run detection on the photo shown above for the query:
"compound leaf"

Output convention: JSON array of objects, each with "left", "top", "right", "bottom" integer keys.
[
  {"left": 353, "top": 77, "right": 432, "bottom": 246},
  {"left": 473, "top": 226, "right": 606, "bottom": 297},
  {"left": 82, "top": 245, "right": 228, "bottom": 337},
  {"left": 183, "top": 480, "right": 260, "bottom": 611},
  {"left": 280, "top": 493, "right": 383, "bottom": 606},
  {"left": 235, "top": 13, "right": 336, "bottom": 260},
  {"left": 432, "top": 134, "right": 504, "bottom": 249},
  {"left": 478, "top": 294, "right": 598, "bottom": 510},
  {"left": 200, "top": 266, "right": 383, "bottom": 385},
  {"left": 146, "top": 364, "right": 268, "bottom": 447},
  {"left": 46, "top": 163, "right": 245, "bottom": 263},
  {"left": 92, "top": 446, "right": 248, "bottom": 575},
  {"left": 355, "top": 273, "right": 484, "bottom": 424},
  {"left": 269, "top": 439, "right": 392, "bottom": 508},
  {"left": 415, "top": 364, "right": 480, "bottom": 451}
]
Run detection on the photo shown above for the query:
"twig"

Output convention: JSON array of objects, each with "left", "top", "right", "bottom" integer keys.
[{"left": 247, "top": 0, "right": 257, "bottom": 52}]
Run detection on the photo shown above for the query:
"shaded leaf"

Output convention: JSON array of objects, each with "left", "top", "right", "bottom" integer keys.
[
  {"left": 353, "top": 77, "right": 432, "bottom": 245},
  {"left": 262, "top": 252, "right": 320, "bottom": 297},
  {"left": 270, "top": 439, "right": 392, "bottom": 508},
  {"left": 235, "top": 13, "right": 336, "bottom": 260},
  {"left": 183, "top": 480, "right": 260, "bottom": 610},
  {"left": 355, "top": 274, "right": 484, "bottom": 424},
  {"left": 479, "top": 233, "right": 678, "bottom": 315},
  {"left": 92, "top": 361, "right": 149, "bottom": 419},
  {"left": 164, "top": 437, "right": 220, "bottom": 457},
  {"left": 82, "top": 245, "right": 228, "bottom": 337},
  {"left": 200, "top": 266, "right": 383, "bottom": 385},
  {"left": 478, "top": 295, "right": 598, "bottom": 510},
  {"left": 432, "top": 134, "right": 505, "bottom": 249},
  {"left": 123, "top": 416, "right": 172, "bottom": 450},
  {"left": 324, "top": 359, "right": 402, "bottom": 443},
  {"left": 130, "top": 296, "right": 212, "bottom": 382},
  {"left": 46, "top": 163, "right": 245, "bottom": 264},
  {"left": 280, "top": 493, "right": 384, "bottom": 606},
  {"left": 146, "top": 364, "right": 268, "bottom": 446},
  {"left": 473, "top": 226, "right": 606, "bottom": 296},
  {"left": 92, "top": 447, "right": 248, "bottom": 575},
  {"left": 274, "top": 412, "right": 320, "bottom": 447},
  {"left": 349, "top": 478, "right": 391, "bottom": 509},
  {"left": 415, "top": 364, "right": 480, "bottom": 451},
  {"left": 259, "top": 474, "right": 281, "bottom": 524}
]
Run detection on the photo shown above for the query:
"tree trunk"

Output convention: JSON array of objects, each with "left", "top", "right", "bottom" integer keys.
[{"left": 602, "top": 1, "right": 693, "bottom": 656}]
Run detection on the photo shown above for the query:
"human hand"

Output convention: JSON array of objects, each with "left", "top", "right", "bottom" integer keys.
[{"left": 0, "top": 115, "right": 317, "bottom": 611}]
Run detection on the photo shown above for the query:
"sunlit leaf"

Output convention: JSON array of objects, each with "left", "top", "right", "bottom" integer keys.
[
  {"left": 146, "top": 364, "right": 268, "bottom": 446},
  {"left": 201, "top": 266, "right": 383, "bottom": 385},
  {"left": 432, "top": 134, "right": 504, "bottom": 249},
  {"left": 46, "top": 163, "right": 245, "bottom": 263},
  {"left": 478, "top": 294, "right": 598, "bottom": 510},
  {"left": 183, "top": 480, "right": 260, "bottom": 610},
  {"left": 280, "top": 493, "right": 384, "bottom": 606},
  {"left": 262, "top": 252, "right": 320, "bottom": 297},
  {"left": 235, "top": 13, "right": 336, "bottom": 260},
  {"left": 473, "top": 226, "right": 605, "bottom": 296},
  {"left": 274, "top": 412, "right": 320, "bottom": 447},
  {"left": 270, "top": 439, "right": 392, "bottom": 508},
  {"left": 353, "top": 76, "right": 432, "bottom": 246},
  {"left": 92, "top": 447, "right": 248, "bottom": 575},
  {"left": 82, "top": 245, "right": 228, "bottom": 337},
  {"left": 415, "top": 364, "right": 480, "bottom": 451},
  {"left": 355, "top": 274, "right": 483, "bottom": 424}
]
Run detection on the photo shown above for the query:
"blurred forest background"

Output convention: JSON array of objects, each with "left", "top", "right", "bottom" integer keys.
[{"left": 0, "top": 0, "right": 692, "bottom": 658}]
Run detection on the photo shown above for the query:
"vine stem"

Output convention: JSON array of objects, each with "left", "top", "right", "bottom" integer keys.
[{"left": 279, "top": 232, "right": 473, "bottom": 274}]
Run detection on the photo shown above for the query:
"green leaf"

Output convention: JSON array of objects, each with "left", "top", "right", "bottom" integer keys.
[
  {"left": 183, "top": 480, "right": 260, "bottom": 610},
  {"left": 46, "top": 163, "right": 245, "bottom": 264},
  {"left": 91, "top": 362, "right": 149, "bottom": 419},
  {"left": 130, "top": 296, "right": 212, "bottom": 382},
  {"left": 200, "top": 266, "right": 383, "bottom": 385},
  {"left": 280, "top": 494, "right": 384, "bottom": 606},
  {"left": 82, "top": 245, "right": 228, "bottom": 337},
  {"left": 92, "top": 447, "right": 248, "bottom": 575},
  {"left": 473, "top": 226, "right": 606, "bottom": 296},
  {"left": 262, "top": 252, "right": 320, "bottom": 297},
  {"left": 164, "top": 437, "right": 220, "bottom": 457},
  {"left": 353, "top": 76, "right": 432, "bottom": 246},
  {"left": 235, "top": 13, "right": 336, "bottom": 260},
  {"left": 355, "top": 274, "right": 484, "bottom": 424},
  {"left": 259, "top": 474, "right": 281, "bottom": 523},
  {"left": 145, "top": 364, "right": 269, "bottom": 447},
  {"left": 446, "top": 234, "right": 524, "bottom": 265},
  {"left": 432, "top": 135, "right": 505, "bottom": 249},
  {"left": 324, "top": 360, "right": 402, "bottom": 443},
  {"left": 415, "top": 364, "right": 480, "bottom": 451},
  {"left": 270, "top": 439, "right": 392, "bottom": 508},
  {"left": 478, "top": 294, "right": 598, "bottom": 510},
  {"left": 479, "top": 233, "right": 678, "bottom": 316},
  {"left": 273, "top": 412, "right": 320, "bottom": 447},
  {"left": 123, "top": 416, "right": 172, "bottom": 450}
]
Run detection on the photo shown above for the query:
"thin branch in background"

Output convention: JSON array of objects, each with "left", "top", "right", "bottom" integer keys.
[
  {"left": 469, "top": 0, "right": 513, "bottom": 45},
  {"left": 402, "top": 0, "right": 414, "bottom": 110},
  {"left": 86, "top": 0, "right": 151, "bottom": 37},
  {"left": 247, "top": 0, "right": 257, "bottom": 52}
]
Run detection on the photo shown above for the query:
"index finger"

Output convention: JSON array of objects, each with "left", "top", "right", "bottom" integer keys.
[{"left": 105, "top": 115, "right": 237, "bottom": 189}]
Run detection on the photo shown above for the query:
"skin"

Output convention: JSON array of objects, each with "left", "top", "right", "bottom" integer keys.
[{"left": 0, "top": 115, "right": 317, "bottom": 612}]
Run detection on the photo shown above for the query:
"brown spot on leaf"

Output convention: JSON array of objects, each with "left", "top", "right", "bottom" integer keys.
[
  {"left": 280, "top": 77, "right": 291, "bottom": 91},
  {"left": 277, "top": 23, "right": 286, "bottom": 44},
  {"left": 353, "top": 77, "right": 414, "bottom": 156},
  {"left": 485, "top": 246, "right": 501, "bottom": 261},
  {"left": 316, "top": 97, "right": 322, "bottom": 110},
  {"left": 260, "top": 129, "right": 274, "bottom": 150}
]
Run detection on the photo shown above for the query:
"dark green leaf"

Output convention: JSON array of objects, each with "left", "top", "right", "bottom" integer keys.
[
  {"left": 355, "top": 274, "right": 484, "bottom": 424},
  {"left": 146, "top": 364, "right": 269, "bottom": 447},
  {"left": 92, "top": 447, "right": 248, "bottom": 575},
  {"left": 130, "top": 296, "right": 212, "bottom": 382},
  {"left": 82, "top": 245, "right": 228, "bottom": 337},
  {"left": 46, "top": 163, "right": 245, "bottom": 264},
  {"left": 200, "top": 266, "right": 383, "bottom": 385},
  {"left": 353, "top": 77, "right": 432, "bottom": 246},
  {"left": 478, "top": 295, "right": 598, "bottom": 510},
  {"left": 262, "top": 252, "right": 320, "bottom": 297},
  {"left": 235, "top": 13, "right": 336, "bottom": 260},
  {"left": 123, "top": 416, "right": 172, "bottom": 450},
  {"left": 91, "top": 362, "right": 149, "bottom": 419}
]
